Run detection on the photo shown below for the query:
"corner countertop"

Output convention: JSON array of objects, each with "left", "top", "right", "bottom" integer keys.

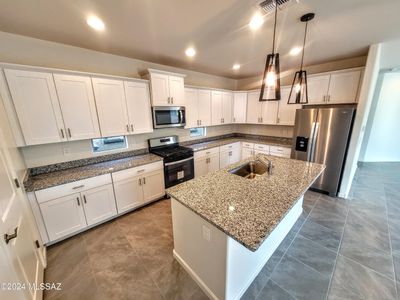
[
  {"left": 185, "top": 137, "right": 292, "bottom": 152},
  {"left": 24, "top": 154, "right": 163, "bottom": 192},
  {"left": 166, "top": 155, "right": 325, "bottom": 252}
]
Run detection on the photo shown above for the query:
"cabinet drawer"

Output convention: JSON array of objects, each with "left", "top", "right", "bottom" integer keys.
[
  {"left": 194, "top": 147, "right": 220, "bottom": 159},
  {"left": 219, "top": 142, "right": 240, "bottom": 153},
  {"left": 35, "top": 174, "right": 112, "bottom": 204},
  {"left": 112, "top": 161, "right": 163, "bottom": 182},
  {"left": 254, "top": 144, "right": 270, "bottom": 152},
  {"left": 242, "top": 142, "right": 254, "bottom": 149},
  {"left": 270, "top": 146, "right": 291, "bottom": 156}
]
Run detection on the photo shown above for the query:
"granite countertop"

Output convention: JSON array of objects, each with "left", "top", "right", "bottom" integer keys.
[
  {"left": 24, "top": 154, "right": 163, "bottom": 192},
  {"left": 186, "top": 137, "right": 292, "bottom": 152},
  {"left": 167, "top": 155, "right": 325, "bottom": 251}
]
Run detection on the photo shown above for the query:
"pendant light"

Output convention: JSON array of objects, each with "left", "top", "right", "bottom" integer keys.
[
  {"left": 288, "top": 13, "right": 315, "bottom": 105},
  {"left": 259, "top": 0, "right": 281, "bottom": 101}
]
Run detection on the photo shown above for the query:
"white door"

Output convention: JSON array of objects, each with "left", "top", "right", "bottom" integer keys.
[
  {"left": 242, "top": 147, "right": 254, "bottom": 160},
  {"left": 230, "top": 148, "right": 241, "bottom": 164},
  {"left": 124, "top": 81, "right": 153, "bottom": 134},
  {"left": 53, "top": 74, "right": 100, "bottom": 140},
  {"left": 4, "top": 69, "right": 65, "bottom": 145},
  {"left": 185, "top": 88, "right": 199, "bottom": 128},
  {"left": 150, "top": 73, "right": 170, "bottom": 106},
  {"left": 142, "top": 170, "right": 165, "bottom": 203},
  {"left": 233, "top": 92, "right": 247, "bottom": 123},
  {"left": 208, "top": 153, "right": 220, "bottom": 173},
  {"left": 262, "top": 101, "right": 279, "bottom": 124},
  {"left": 211, "top": 91, "right": 223, "bottom": 125},
  {"left": 0, "top": 136, "right": 43, "bottom": 300},
  {"left": 198, "top": 89, "right": 212, "bottom": 126},
  {"left": 113, "top": 176, "right": 144, "bottom": 213},
  {"left": 168, "top": 76, "right": 185, "bottom": 106},
  {"left": 307, "top": 74, "right": 330, "bottom": 104},
  {"left": 222, "top": 92, "right": 233, "bottom": 124},
  {"left": 328, "top": 70, "right": 361, "bottom": 103},
  {"left": 40, "top": 193, "right": 87, "bottom": 241},
  {"left": 219, "top": 151, "right": 230, "bottom": 169},
  {"left": 194, "top": 157, "right": 208, "bottom": 178},
  {"left": 82, "top": 184, "right": 117, "bottom": 226},
  {"left": 246, "top": 91, "right": 262, "bottom": 124},
  {"left": 278, "top": 87, "right": 301, "bottom": 126},
  {"left": 92, "top": 77, "right": 129, "bottom": 137}
]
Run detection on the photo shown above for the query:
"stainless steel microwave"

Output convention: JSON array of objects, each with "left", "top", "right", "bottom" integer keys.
[{"left": 152, "top": 106, "right": 186, "bottom": 129}]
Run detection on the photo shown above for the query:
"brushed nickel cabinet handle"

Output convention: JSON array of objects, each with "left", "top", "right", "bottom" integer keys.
[
  {"left": 4, "top": 227, "right": 18, "bottom": 244},
  {"left": 139, "top": 178, "right": 142, "bottom": 185},
  {"left": 200, "top": 120, "right": 202, "bottom": 125},
  {"left": 131, "top": 124, "right": 134, "bottom": 131},
  {"left": 60, "top": 129, "right": 65, "bottom": 139},
  {"left": 171, "top": 97, "right": 174, "bottom": 104},
  {"left": 126, "top": 125, "right": 130, "bottom": 132},
  {"left": 73, "top": 185, "right": 85, "bottom": 190},
  {"left": 143, "top": 177, "right": 146, "bottom": 185},
  {"left": 83, "top": 195, "right": 87, "bottom": 204},
  {"left": 68, "top": 128, "right": 72, "bottom": 138},
  {"left": 76, "top": 197, "right": 80, "bottom": 206}
]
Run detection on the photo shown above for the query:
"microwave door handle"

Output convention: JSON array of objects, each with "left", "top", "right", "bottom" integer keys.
[{"left": 179, "top": 110, "right": 184, "bottom": 124}]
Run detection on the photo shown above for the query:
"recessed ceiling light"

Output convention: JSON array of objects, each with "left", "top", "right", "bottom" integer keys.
[
  {"left": 233, "top": 64, "right": 241, "bottom": 70},
  {"left": 249, "top": 13, "right": 264, "bottom": 30},
  {"left": 185, "top": 47, "right": 196, "bottom": 57},
  {"left": 290, "top": 47, "right": 302, "bottom": 56},
  {"left": 87, "top": 16, "right": 105, "bottom": 31}
]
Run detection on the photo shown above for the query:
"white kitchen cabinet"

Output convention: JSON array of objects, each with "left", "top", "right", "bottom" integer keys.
[
  {"left": 194, "top": 148, "right": 220, "bottom": 177},
  {"left": 262, "top": 101, "right": 279, "bottom": 125},
  {"left": 92, "top": 77, "right": 130, "bottom": 137},
  {"left": 246, "top": 91, "right": 262, "bottom": 124},
  {"left": 142, "top": 169, "right": 165, "bottom": 202},
  {"left": 270, "top": 146, "right": 291, "bottom": 158},
  {"left": 53, "top": 74, "right": 101, "bottom": 141},
  {"left": 81, "top": 184, "right": 117, "bottom": 226},
  {"left": 222, "top": 92, "right": 233, "bottom": 124},
  {"left": 277, "top": 86, "right": 301, "bottom": 126},
  {"left": 198, "top": 89, "right": 212, "bottom": 126},
  {"left": 40, "top": 193, "right": 87, "bottom": 241},
  {"left": 254, "top": 150, "right": 269, "bottom": 155},
  {"left": 194, "top": 157, "right": 208, "bottom": 178},
  {"left": 241, "top": 147, "right": 254, "bottom": 160},
  {"left": 112, "top": 175, "right": 143, "bottom": 213},
  {"left": 211, "top": 91, "right": 223, "bottom": 125},
  {"left": 233, "top": 92, "right": 247, "bottom": 123},
  {"left": 148, "top": 70, "right": 185, "bottom": 106},
  {"left": 185, "top": 88, "right": 211, "bottom": 128},
  {"left": 219, "top": 148, "right": 241, "bottom": 169},
  {"left": 124, "top": 81, "right": 153, "bottom": 134},
  {"left": 328, "top": 70, "right": 361, "bottom": 103},
  {"left": 307, "top": 74, "right": 331, "bottom": 104},
  {"left": 4, "top": 68, "right": 66, "bottom": 145}
]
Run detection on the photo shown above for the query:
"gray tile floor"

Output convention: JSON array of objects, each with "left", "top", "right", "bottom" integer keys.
[{"left": 44, "top": 162, "right": 400, "bottom": 300}]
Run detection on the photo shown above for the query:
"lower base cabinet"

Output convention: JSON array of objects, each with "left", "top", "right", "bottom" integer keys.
[
  {"left": 194, "top": 153, "right": 219, "bottom": 178},
  {"left": 83, "top": 184, "right": 117, "bottom": 226}
]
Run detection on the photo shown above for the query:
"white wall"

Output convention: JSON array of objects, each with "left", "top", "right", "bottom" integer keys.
[{"left": 360, "top": 72, "right": 400, "bottom": 162}]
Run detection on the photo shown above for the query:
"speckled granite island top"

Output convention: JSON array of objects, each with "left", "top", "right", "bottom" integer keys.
[
  {"left": 167, "top": 155, "right": 325, "bottom": 251},
  {"left": 24, "top": 154, "right": 162, "bottom": 192}
]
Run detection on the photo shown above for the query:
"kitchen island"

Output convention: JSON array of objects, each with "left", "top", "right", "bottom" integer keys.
[{"left": 167, "top": 155, "right": 325, "bottom": 300}]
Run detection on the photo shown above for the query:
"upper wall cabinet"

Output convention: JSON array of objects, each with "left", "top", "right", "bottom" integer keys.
[
  {"left": 4, "top": 69, "right": 66, "bottom": 145},
  {"left": 92, "top": 77, "right": 130, "bottom": 137},
  {"left": 277, "top": 86, "right": 301, "bottom": 126},
  {"left": 185, "top": 88, "right": 211, "bottom": 128},
  {"left": 246, "top": 91, "right": 278, "bottom": 125},
  {"left": 147, "top": 70, "right": 185, "bottom": 106},
  {"left": 211, "top": 91, "right": 232, "bottom": 125},
  {"left": 233, "top": 92, "right": 247, "bottom": 124},
  {"left": 307, "top": 69, "right": 362, "bottom": 104},
  {"left": 53, "top": 74, "right": 101, "bottom": 141}
]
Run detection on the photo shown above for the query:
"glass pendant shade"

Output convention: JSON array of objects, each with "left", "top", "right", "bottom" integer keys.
[
  {"left": 288, "top": 70, "right": 308, "bottom": 104},
  {"left": 259, "top": 53, "right": 281, "bottom": 101}
]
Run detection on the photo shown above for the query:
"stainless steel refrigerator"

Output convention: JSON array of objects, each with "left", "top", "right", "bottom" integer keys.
[{"left": 291, "top": 107, "right": 355, "bottom": 196}]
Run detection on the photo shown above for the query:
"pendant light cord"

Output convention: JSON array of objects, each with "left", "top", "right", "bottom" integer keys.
[
  {"left": 300, "top": 21, "right": 308, "bottom": 70},
  {"left": 272, "top": 0, "right": 278, "bottom": 54}
]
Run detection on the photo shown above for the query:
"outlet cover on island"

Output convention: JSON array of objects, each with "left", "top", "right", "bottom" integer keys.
[{"left": 202, "top": 225, "right": 211, "bottom": 241}]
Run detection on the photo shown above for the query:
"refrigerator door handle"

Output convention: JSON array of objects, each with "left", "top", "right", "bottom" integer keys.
[
  {"left": 310, "top": 122, "right": 320, "bottom": 162},
  {"left": 307, "top": 122, "right": 316, "bottom": 162}
]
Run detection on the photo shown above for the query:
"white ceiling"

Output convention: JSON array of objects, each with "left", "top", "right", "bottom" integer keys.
[{"left": 0, "top": 0, "right": 399, "bottom": 79}]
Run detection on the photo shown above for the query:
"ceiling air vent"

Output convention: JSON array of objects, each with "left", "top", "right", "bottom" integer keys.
[{"left": 259, "top": 0, "right": 299, "bottom": 14}]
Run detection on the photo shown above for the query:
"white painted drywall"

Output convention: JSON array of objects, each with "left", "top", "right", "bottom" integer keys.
[{"left": 360, "top": 72, "right": 400, "bottom": 162}]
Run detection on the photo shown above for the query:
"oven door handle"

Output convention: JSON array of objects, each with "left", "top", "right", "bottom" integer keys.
[{"left": 164, "top": 157, "right": 194, "bottom": 166}]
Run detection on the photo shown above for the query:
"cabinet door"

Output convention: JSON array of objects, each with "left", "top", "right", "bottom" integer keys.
[
  {"left": 222, "top": 92, "right": 233, "bottom": 124},
  {"left": 219, "top": 151, "right": 230, "bottom": 169},
  {"left": 150, "top": 73, "right": 170, "bottom": 106},
  {"left": 242, "top": 147, "right": 254, "bottom": 160},
  {"left": 233, "top": 93, "right": 247, "bottom": 123},
  {"left": 185, "top": 88, "right": 199, "bottom": 128},
  {"left": 113, "top": 175, "right": 144, "bottom": 213},
  {"left": 82, "top": 184, "right": 117, "bottom": 226},
  {"left": 246, "top": 91, "right": 262, "bottom": 124},
  {"left": 328, "top": 70, "right": 361, "bottom": 103},
  {"left": 53, "top": 74, "right": 100, "bottom": 141},
  {"left": 254, "top": 150, "right": 269, "bottom": 155},
  {"left": 307, "top": 75, "right": 330, "bottom": 104},
  {"left": 262, "top": 101, "right": 278, "bottom": 124},
  {"left": 92, "top": 77, "right": 129, "bottom": 137},
  {"left": 229, "top": 148, "right": 241, "bottom": 164},
  {"left": 198, "top": 89, "right": 212, "bottom": 126},
  {"left": 194, "top": 157, "right": 208, "bottom": 178},
  {"left": 142, "top": 170, "right": 165, "bottom": 203},
  {"left": 208, "top": 153, "right": 220, "bottom": 173},
  {"left": 278, "top": 86, "right": 301, "bottom": 126},
  {"left": 40, "top": 193, "right": 87, "bottom": 241},
  {"left": 124, "top": 81, "right": 153, "bottom": 134},
  {"left": 168, "top": 76, "right": 185, "bottom": 106},
  {"left": 4, "top": 69, "right": 65, "bottom": 145},
  {"left": 211, "top": 91, "right": 223, "bottom": 125}
]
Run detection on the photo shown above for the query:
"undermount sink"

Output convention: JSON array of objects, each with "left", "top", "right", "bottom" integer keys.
[{"left": 229, "top": 160, "right": 271, "bottom": 179}]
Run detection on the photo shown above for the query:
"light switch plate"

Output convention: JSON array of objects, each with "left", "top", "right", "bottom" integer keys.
[{"left": 202, "top": 225, "right": 211, "bottom": 241}]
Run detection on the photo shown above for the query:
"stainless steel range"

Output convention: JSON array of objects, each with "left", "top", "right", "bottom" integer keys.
[{"left": 148, "top": 136, "right": 194, "bottom": 188}]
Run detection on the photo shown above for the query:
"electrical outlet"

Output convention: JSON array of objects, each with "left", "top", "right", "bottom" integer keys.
[
  {"left": 63, "top": 147, "right": 70, "bottom": 156},
  {"left": 202, "top": 225, "right": 211, "bottom": 242}
]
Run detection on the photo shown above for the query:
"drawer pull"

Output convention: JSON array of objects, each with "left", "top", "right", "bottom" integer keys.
[
  {"left": 83, "top": 195, "right": 87, "bottom": 204},
  {"left": 143, "top": 177, "right": 146, "bottom": 185},
  {"left": 76, "top": 197, "right": 80, "bottom": 206},
  {"left": 72, "top": 185, "right": 85, "bottom": 190},
  {"left": 137, "top": 169, "right": 145, "bottom": 173}
]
